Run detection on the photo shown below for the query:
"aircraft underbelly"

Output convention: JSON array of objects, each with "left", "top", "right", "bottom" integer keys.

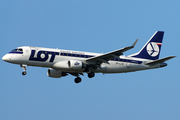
[
  {"left": 101, "top": 61, "right": 128, "bottom": 73},
  {"left": 27, "top": 61, "right": 53, "bottom": 67},
  {"left": 101, "top": 62, "right": 146, "bottom": 73}
]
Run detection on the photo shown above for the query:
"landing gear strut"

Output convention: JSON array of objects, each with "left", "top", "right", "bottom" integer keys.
[
  {"left": 74, "top": 77, "right": 82, "bottom": 83},
  {"left": 21, "top": 64, "right": 27, "bottom": 75}
]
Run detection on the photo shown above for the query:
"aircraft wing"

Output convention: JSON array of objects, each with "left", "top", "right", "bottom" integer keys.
[
  {"left": 85, "top": 39, "right": 138, "bottom": 64},
  {"left": 145, "top": 56, "right": 176, "bottom": 65}
]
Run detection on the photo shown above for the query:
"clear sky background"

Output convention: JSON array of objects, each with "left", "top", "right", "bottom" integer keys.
[{"left": 0, "top": 0, "right": 180, "bottom": 120}]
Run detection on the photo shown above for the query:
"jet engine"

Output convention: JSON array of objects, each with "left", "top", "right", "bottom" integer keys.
[
  {"left": 52, "top": 60, "right": 86, "bottom": 71},
  {"left": 68, "top": 60, "right": 86, "bottom": 69},
  {"left": 47, "top": 68, "right": 67, "bottom": 78}
]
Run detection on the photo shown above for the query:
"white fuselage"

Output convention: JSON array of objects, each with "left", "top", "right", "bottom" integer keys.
[
  {"left": 2, "top": 31, "right": 174, "bottom": 83},
  {"left": 2, "top": 46, "right": 161, "bottom": 74}
]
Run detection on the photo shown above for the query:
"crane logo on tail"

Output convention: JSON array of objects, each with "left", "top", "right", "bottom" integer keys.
[{"left": 146, "top": 42, "right": 162, "bottom": 57}]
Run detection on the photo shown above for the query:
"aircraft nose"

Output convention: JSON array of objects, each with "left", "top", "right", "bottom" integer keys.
[{"left": 2, "top": 54, "right": 10, "bottom": 62}]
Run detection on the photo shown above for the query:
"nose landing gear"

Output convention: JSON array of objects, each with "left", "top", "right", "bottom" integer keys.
[
  {"left": 22, "top": 71, "right": 27, "bottom": 75},
  {"left": 21, "top": 64, "right": 27, "bottom": 75}
]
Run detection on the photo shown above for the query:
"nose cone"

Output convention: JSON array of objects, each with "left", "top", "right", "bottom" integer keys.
[{"left": 2, "top": 54, "right": 10, "bottom": 62}]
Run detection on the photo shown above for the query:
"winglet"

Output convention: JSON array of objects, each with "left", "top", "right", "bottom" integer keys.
[{"left": 132, "top": 39, "right": 139, "bottom": 47}]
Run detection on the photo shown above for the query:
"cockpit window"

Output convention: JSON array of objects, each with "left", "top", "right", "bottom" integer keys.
[
  {"left": 12, "top": 49, "right": 18, "bottom": 52},
  {"left": 18, "top": 48, "right": 23, "bottom": 51},
  {"left": 11, "top": 48, "right": 23, "bottom": 52}
]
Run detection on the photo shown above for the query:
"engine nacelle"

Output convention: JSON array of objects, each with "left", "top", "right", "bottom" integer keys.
[
  {"left": 68, "top": 60, "right": 85, "bottom": 69},
  {"left": 47, "top": 68, "right": 67, "bottom": 78},
  {"left": 52, "top": 60, "right": 86, "bottom": 71}
]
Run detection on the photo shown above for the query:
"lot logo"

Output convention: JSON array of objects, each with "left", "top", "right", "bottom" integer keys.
[
  {"left": 146, "top": 42, "right": 161, "bottom": 57},
  {"left": 29, "top": 50, "right": 59, "bottom": 62}
]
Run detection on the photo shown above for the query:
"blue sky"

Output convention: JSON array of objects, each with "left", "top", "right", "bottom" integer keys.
[{"left": 0, "top": 0, "right": 180, "bottom": 120}]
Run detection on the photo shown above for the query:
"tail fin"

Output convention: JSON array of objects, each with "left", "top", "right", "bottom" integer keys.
[{"left": 130, "top": 31, "right": 164, "bottom": 60}]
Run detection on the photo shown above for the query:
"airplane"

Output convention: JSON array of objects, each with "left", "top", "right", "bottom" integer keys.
[{"left": 2, "top": 31, "right": 176, "bottom": 83}]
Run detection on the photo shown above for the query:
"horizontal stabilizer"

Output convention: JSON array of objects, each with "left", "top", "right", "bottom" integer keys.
[{"left": 145, "top": 56, "right": 176, "bottom": 65}]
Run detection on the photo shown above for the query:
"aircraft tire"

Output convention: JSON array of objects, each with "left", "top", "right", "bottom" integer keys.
[
  {"left": 22, "top": 71, "right": 27, "bottom": 75},
  {"left": 74, "top": 77, "right": 82, "bottom": 83},
  {"left": 88, "top": 72, "right": 95, "bottom": 78}
]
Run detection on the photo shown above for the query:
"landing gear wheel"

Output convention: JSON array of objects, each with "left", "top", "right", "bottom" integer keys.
[
  {"left": 88, "top": 72, "right": 95, "bottom": 78},
  {"left": 21, "top": 64, "right": 27, "bottom": 76},
  {"left": 74, "top": 77, "right": 82, "bottom": 83},
  {"left": 22, "top": 71, "right": 27, "bottom": 75}
]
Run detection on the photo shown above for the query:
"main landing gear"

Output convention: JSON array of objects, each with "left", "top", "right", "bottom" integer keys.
[
  {"left": 74, "top": 72, "right": 95, "bottom": 84},
  {"left": 74, "top": 77, "right": 82, "bottom": 83},
  {"left": 21, "top": 64, "right": 27, "bottom": 75},
  {"left": 88, "top": 72, "right": 95, "bottom": 78}
]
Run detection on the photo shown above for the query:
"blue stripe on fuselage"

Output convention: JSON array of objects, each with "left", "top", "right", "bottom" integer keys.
[
  {"left": 28, "top": 49, "right": 142, "bottom": 64},
  {"left": 60, "top": 52, "right": 142, "bottom": 64},
  {"left": 9, "top": 51, "right": 23, "bottom": 54}
]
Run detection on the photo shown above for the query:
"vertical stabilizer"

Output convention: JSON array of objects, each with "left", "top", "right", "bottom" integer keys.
[{"left": 131, "top": 31, "right": 164, "bottom": 60}]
